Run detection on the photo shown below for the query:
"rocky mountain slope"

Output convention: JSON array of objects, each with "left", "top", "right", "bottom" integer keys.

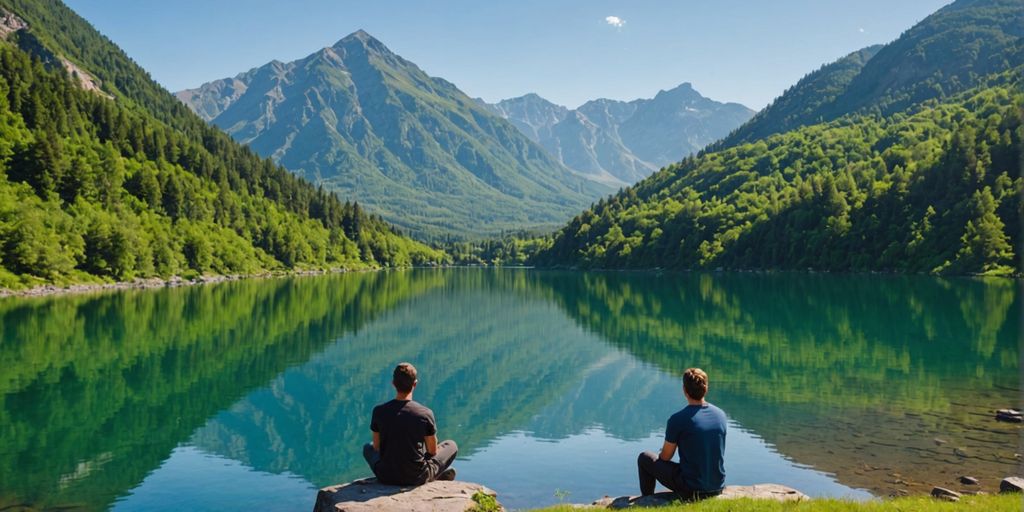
[{"left": 482, "top": 83, "right": 754, "bottom": 185}]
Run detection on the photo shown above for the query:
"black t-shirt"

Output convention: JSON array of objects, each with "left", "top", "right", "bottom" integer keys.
[{"left": 370, "top": 399, "right": 437, "bottom": 484}]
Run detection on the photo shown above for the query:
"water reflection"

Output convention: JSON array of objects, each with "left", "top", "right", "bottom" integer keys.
[
  {"left": 0, "top": 271, "right": 447, "bottom": 511},
  {"left": 0, "top": 269, "right": 1019, "bottom": 511},
  {"left": 530, "top": 271, "right": 1022, "bottom": 495}
]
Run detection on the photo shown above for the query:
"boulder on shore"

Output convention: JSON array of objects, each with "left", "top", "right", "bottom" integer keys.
[
  {"left": 591, "top": 484, "right": 807, "bottom": 508},
  {"left": 313, "top": 478, "right": 500, "bottom": 512},
  {"left": 1000, "top": 476, "right": 1024, "bottom": 494}
]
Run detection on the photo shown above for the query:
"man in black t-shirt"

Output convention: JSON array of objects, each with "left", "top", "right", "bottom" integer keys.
[{"left": 363, "top": 362, "right": 458, "bottom": 485}]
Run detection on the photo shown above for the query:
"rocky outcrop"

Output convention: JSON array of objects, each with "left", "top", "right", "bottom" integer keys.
[
  {"left": 0, "top": 9, "right": 28, "bottom": 39},
  {"left": 312, "top": 478, "right": 500, "bottom": 512},
  {"left": 0, "top": 8, "right": 110, "bottom": 99},
  {"left": 589, "top": 484, "right": 807, "bottom": 508},
  {"left": 59, "top": 58, "right": 110, "bottom": 98}
]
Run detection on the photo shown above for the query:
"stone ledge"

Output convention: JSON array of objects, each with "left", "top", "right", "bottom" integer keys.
[
  {"left": 313, "top": 478, "right": 500, "bottom": 512},
  {"left": 591, "top": 484, "right": 807, "bottom": 508}
]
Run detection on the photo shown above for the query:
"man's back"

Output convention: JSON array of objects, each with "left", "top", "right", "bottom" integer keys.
[
  {"left": 666, "top": 403, "right": 727, "bottom": 492},
  {"left": 370, "top": 399, "right": 436, "bottom": 484}
]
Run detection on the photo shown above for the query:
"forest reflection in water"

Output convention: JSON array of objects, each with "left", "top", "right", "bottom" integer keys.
[{"left": 0, "top": 269, "right": 1018, "bottom": 510}]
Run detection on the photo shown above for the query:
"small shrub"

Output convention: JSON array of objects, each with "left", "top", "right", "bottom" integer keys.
[{"left": 470, "top": 489, "right": 502, "bottom": 512}]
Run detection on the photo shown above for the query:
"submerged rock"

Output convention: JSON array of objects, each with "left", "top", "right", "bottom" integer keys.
[
  {"left": 312, "top": 478, "right": 500, "bottom": 512},
  {"left": 1000, "top": 476, "right": 1024, "bottom": 493},
  {"left": 959, "top": 476, "right": 979, "bottom": 485},
  {"left": 931, "top": 487, "right": 961, "bottom": 502},
  {"left": 590, "top": 484, "right": 807, "bottom": 508},
  {"left": 995, "top": 409, "right": 1022, "bottom": 423}
]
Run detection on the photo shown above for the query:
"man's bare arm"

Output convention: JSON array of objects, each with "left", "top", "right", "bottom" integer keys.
[
  {"left": 659, "top": 440, "right": 676, "bottom": 461},
  {"left": 425, "top": 435, "right": 438, "bottom": 456},
  {"left": 373, "top": 431, "right": 381, "bottom": 451}
]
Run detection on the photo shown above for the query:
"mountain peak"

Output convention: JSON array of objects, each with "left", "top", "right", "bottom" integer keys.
[
  {"left": 653, "top": 82, "right": 701, "bottom": 102},
  {"left": 499, "top": 92, "right": 561, "bottom": 109},
  {"left": 333, "top": 29, "right": 389, "bottom": 52},
  {"left": 344, "top": 29, "right": 373, "bottom": 42}
]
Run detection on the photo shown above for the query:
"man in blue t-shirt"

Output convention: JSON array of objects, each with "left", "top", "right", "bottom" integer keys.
[{"left": 637, "top": 367, "right": 726, "bottom": 500}]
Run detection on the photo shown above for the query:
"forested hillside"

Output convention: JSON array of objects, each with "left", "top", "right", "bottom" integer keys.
[
  {"left": 718, "top": 0, "right": 1023, "bottom": 148},
  {"left": 534, "top": 79, "right": 1023, "bottom": 275},
  {"left": 533, "top": 0, "right": 1024, "bottom": 276},
  {"left": 0, "top": 1, "right": 445, "bottom": 289}
]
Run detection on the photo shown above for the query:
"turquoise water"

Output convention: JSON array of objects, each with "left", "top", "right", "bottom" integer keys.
[{"left": 0, "top": 269, "right": 1019, "bottom": 510}]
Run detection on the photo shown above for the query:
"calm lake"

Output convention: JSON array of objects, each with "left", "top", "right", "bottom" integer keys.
[{"left": 0, "top": 269, "right": 1020, "bottom": 510}]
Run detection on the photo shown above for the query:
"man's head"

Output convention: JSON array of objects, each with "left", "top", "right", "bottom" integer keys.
[
  {"left": 683, "top": 368, "right": 708, "bottom": 401},
  {"left": 393, "top": 362, "right": 418, "bottom": 394}
]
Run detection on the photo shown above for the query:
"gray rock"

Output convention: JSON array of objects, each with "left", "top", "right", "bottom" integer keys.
[
  {"left": 589, "top": 484, "right": 807, "bottom": 508},
  {"left": 1000, "top": 476, "right": 1024, "bottom": 493},
  {"left": 931, "top": 487, "right": 961, "bottom": 502},
  {"left": 959, "top": 476, "right": 979, "bottom": 485},
  {"left": 312, "top": 478, "right": 500, "bottom": 512}
]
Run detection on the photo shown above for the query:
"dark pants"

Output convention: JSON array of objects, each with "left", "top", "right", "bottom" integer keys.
[
  {"left": 637, "top": 451, "right": 719, "bottom": 501},
  {"left": 363, "top": 440, "right": 458, "bottom": 485}
]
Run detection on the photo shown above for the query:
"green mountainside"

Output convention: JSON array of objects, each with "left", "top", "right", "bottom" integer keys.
[
  {"left": 718, "top": 0, "right": 1023, "bottom": 148},
  {"left": 176, "top": 31, "right": 611, "bottom": 239},
  {"left": 533, "top": 0, "right": 1023, "bottom": 276},
  {"left": 0, "top": 0, "right": 446, "bottom": 290},
  {"left": 718, "top": 45, "right": 883, "bottom": 146},
  {"left": 535, "top": 80, "right": 1022, "bottom": 275}
]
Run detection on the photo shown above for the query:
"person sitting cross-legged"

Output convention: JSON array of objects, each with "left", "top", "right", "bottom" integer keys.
[
  {"left": 363, "top": 362, "right": 458, "bottom": 485},
  {"left": 637, "top": 367, "right": 726, "bottom": 501}
]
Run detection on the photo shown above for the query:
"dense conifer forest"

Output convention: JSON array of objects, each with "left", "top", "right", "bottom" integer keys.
[{"left": 0, "top": 1, "right": 445, "bottom": 289}]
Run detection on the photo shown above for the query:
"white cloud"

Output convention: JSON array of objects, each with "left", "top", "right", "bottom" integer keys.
[
  {"left": 605, "top": 16, "right": 625, "bottom": 29},
  {"left": 858, "top": 27, "right": 865, "bottom": 33}
]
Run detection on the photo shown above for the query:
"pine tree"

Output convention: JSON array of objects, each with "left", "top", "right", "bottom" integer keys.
[{"left": 954, "top": 187, "right": 1014, "bottom": 274}]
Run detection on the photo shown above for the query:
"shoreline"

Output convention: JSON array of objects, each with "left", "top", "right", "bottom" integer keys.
[
  {"left": 0, "top": 267, "right": 375, "bottom": 299},
  {"left": 530, "top": 264, "right": 1023, "bottom": 280},
  {"left": 2, "top": 263, "right": 1019, "bottom": 299}
]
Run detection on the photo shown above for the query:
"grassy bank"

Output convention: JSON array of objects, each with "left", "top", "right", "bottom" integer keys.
[{"left": 530, "top": 494, "right": 1021, "bottom": 512}]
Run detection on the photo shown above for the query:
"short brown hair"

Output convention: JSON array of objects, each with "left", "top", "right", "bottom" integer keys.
[
  {"left": 683, "top": 368, "right": 708, "bottom": 400},
  {"left": 393, "top": 362, "right": 418, "bottom": 393}
]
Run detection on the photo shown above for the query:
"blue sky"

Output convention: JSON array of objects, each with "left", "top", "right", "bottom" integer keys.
[{"left": 65, "top": 0, "right": 951, "bottom": 109}]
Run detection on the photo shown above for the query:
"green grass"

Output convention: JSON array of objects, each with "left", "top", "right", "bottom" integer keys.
[{"left": 530, "top": 495, "right": 1021, "bottom": 512}]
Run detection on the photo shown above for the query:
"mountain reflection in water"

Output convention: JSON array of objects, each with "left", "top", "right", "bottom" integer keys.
[{"left": 0, "top": 269, "right": 1018, "bottom": 510}]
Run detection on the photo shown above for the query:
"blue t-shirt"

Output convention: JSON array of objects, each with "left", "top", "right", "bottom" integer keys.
[{"left": 665, "top": 403, "right": 727, "bottom": 492}]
